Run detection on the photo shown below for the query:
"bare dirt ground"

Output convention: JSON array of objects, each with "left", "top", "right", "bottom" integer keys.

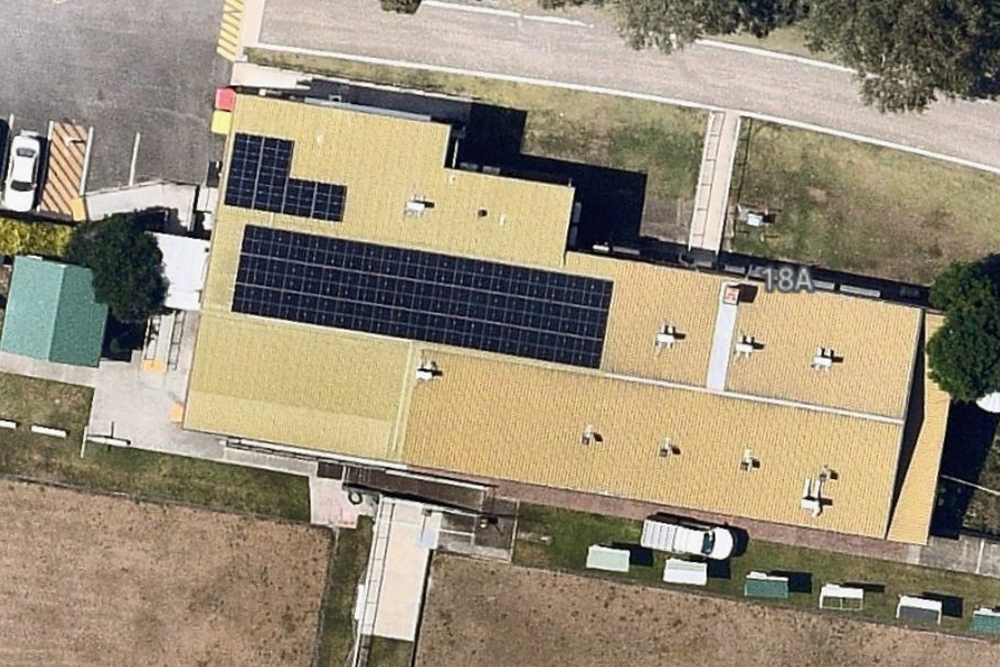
[
  {"left": 0, "top": 480, "right": 331, "bottom": 667},
  {"left": 417, "top": 556, "right": 1000, "bottom": 667}
]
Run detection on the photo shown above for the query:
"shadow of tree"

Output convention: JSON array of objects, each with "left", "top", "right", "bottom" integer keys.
[{"left": 930, "top": 402, "right": 999, "bottom": 538}]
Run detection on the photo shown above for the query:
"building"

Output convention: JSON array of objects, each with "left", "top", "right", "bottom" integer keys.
[
  {"left": 185, "top": 94, "right": 950, "bottom": 545},
  {"left": 0, "top": 256, "right": 107, "bottom": 368}
]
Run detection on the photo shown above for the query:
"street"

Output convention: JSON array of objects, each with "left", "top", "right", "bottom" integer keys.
[{"left": 258, "top": 0, "right": 1000, "bottom": 172}]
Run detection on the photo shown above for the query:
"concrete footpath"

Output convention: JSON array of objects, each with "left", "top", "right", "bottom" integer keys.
[{"left": 688, "top": 111, "right": 741, "bottom": 252}]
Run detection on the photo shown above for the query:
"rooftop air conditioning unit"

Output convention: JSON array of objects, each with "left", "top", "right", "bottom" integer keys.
[
  {"left": 581, "top": 425, "right": 602, "bottom": 446},
  {"left": 734, "top": 333, "right": 756, "bottom": 358},
  {"left": 655, "top": 324, "right": 678, "bottom": 350},
  {"left": 415, "top": 360, "right": 440, "bottom": 382},
  {"left": 800, "top": 477, "right": 823, "bottom": 517},
  {"left": 658, "top": 438, "right": 679, "bottom": 458},
  {"left": 405, "top": 196, "right": 435, "bottom": 216},
  {"left": 739, "top": 448, "right": 759, "bottom": 472},
  {"left": 811, "top": 346, "right": 835, "bottom": 371}
]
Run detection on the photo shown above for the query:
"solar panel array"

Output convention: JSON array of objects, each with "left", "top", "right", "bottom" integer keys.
[
  {"left": 233, "top": 225, "right": 613, "bottom": 368},
  {"left": 225, "top": 133, "right": 347, "bottom": 221}
]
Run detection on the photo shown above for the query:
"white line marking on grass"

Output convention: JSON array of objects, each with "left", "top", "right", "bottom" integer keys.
[{"left": 252, "top": 44, "right": 1000, "bottom": 175}]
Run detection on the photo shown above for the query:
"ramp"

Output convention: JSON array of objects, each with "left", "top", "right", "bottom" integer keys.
[
  {"left": 356, "top": 499, "right": 438, "bottom": 644},
  {"left": 688, "top": 111, "right": 741, "bottom": 253}
]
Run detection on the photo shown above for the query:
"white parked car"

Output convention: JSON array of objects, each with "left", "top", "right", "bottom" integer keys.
[
  {"left": 2, "top": 132, "right": 43, "bottom": 212},
  {"left": 641, "top": 517, "right": 735, "bottom": 560}
]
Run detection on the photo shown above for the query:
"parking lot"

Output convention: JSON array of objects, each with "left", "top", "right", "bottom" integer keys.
[{"left": 1, "top": 0, "right": 229, "bottom": 191}]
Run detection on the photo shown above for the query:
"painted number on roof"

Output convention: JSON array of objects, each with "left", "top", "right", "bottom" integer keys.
[{"left": 762, "top": 265, "right": 815, "bottom": 294}]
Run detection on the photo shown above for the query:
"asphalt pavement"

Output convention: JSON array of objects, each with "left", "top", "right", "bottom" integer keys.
[
  {"left": 258, "top": 0, "right": 1000, "bottom": 172},
  {"left": 1, "top": 0, "right": 229, "bottom": 190}
]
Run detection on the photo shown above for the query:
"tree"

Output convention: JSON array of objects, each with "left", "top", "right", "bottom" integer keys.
[
  {"left": 380, "top": 0, "right": 422, "bottom": 13},
  {"left": 65, "top": 212, "right": 167, "bottom": 323},
  {"left": 805, "top": 0, "right": 1000, "bottom": 112},
  {"left": 615, "top": 0, "right": 805, "bottom": 52},
  {"left": 927, "top": 256, "right": 1000, "bottom": 402},
  {"left": 608, "top": 0, "right": 1000, "bottom": 112}
]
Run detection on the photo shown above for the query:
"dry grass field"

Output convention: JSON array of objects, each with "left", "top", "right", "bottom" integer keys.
[
  {"left": 0, "top": 480, "right": 331, "bottom": 667},
  {"left": 418, "top": 556, "right": 1000, "bottom": 667}
]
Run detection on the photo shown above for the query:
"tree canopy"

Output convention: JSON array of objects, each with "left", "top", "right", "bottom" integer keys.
[
  {"left": 617, "top": 0, "right": 804, "bottom": 51},
  {"left": 614, "top": 0, "right": 1000, "bottom": 112},
  {"left": 806, "top": 0, "right": 1000, "bottom": 111},
  {"left": 380, "top": 0, "right": 422, "bottom": 13},
  {"left": 375, "top": 0, "right": 1000, "bottom": 111},
  {"left": 927, "top": 256, "right": 1000, "bottom": 402},
  {"left": 65, "top": 212, "right": 167, "bottom": 323}
]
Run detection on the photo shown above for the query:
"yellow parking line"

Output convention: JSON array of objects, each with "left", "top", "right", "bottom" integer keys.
[
  {"left": 216, "top": 0, "right": 245, "bottom": 62},
  {"left": 40, "top": 121, "right": 89, "bottom": 218}
]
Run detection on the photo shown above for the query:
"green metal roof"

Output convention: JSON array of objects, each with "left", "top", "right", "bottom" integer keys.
[
  {"left": 744, "top": 575, "right": 789, "bottom": 599},
  {"left": 1, "top": 256, "right": 107, "bottom": 367},
  {"left": 972, "top": 610, "right": 1000, "bottom": 634}
]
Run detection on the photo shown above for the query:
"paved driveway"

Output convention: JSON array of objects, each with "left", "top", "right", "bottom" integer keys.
[
  {"left": 258, "top": 0, "right": 1000, "bottom": 172},
  {"left": 1, "top": 0, "right": 229, "bottom": 190}
]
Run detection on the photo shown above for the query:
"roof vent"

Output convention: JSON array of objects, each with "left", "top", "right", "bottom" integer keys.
[
  {"left": 739, "top": 448, "right": 760, "bottom": 472},
  {"left": 415, "top": 360, "right": 441, "bottom": 382},
  {"left": 658, "top": 438, "right": 680, "bottom": 458},
  {"left": 811, "top": 346, "right": 840, "bottom": 371},
  {"left": 800, "top": 467, "right": 836, "bottom": 518},
  {"left": 405, "top": 196, "right": 435, "bottom": 216},
  {"left": 477, "top": 208, "right": 488, "bottom": 218},
  {"left": 654, "top": 324, "right": 681, "bottom": 351},
  {"left": 734, "top": 333, "right": 758, "bottom": 358},
  {"left": 800, "top": 478, "right": 823, "bottom": 517},
  {"left": 581, "top": 424, "right": 603, "bottom": 446}
]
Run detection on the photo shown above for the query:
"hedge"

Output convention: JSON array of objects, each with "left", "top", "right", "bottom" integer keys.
[{"left": 0, "top": 217, "right": 72, "bottom": 259}]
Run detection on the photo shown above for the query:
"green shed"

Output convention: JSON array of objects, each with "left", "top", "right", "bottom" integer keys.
[
  {"left": 972, "top": 608, "right": 1000, "bottom": 634},
  {"left": 0, "top": 256, "right": 108, "bottom": 367},
  {"left": 744, "top": 571, "right": 790, "bottom": 599}
]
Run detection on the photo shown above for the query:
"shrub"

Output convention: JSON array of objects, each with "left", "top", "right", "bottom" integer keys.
[
  {"left": 380, "top": 0, "right": 421, "bottom": 13},
  {"left": 0, "top": 217, "right": 72, "bottom": 258}
]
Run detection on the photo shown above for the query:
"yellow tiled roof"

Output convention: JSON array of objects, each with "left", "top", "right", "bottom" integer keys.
[
  {"left": 183, "top": 94, "right": 943, "bottom": 542},
  {"left": 185, "top": 313, "right": 412, "bottom": 460},
  {"left": 225, "top": 95, "right": 576, "bottom": 269},
  {"left": 886, "top": 313, "right": 951, "bottom": 544},
  {"left": 403, "top": 351, "right": 903, "bottom": 538},
  {"left": 726, "top": 288, "right": 920, "bottom": 418},
  {"left": 567, "top": 254, "right": 721, "bottom": 388},
  {"left": 565, "top": 252, "right": 919, "bottom": 417}
]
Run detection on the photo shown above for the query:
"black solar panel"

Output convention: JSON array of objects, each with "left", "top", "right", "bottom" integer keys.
[
  {"left": 224, "top": 133, "right": 347, "bottom": 221},
  {"left": 233, "top": 225, "right": 613, "bottom": 368}
]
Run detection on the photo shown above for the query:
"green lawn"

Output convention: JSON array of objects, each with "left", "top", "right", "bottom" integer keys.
[
  {"left": 0, "top": 372, "right": 310, "bottom": 521},
  {"left": 514, "top": 504, "right": 1000, "bottom": 631},
  {"left": 367, "top": 637, "right": 414, "bottom": 667},
  {"left": 729, "top": 119, "right": 1000, "bottom": 284},
  {"left": 247, "top": 48, "right": 705, "bottom": 241},
  {"left": 315, "top": 518, "right": 374, "bottom": 667}
]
